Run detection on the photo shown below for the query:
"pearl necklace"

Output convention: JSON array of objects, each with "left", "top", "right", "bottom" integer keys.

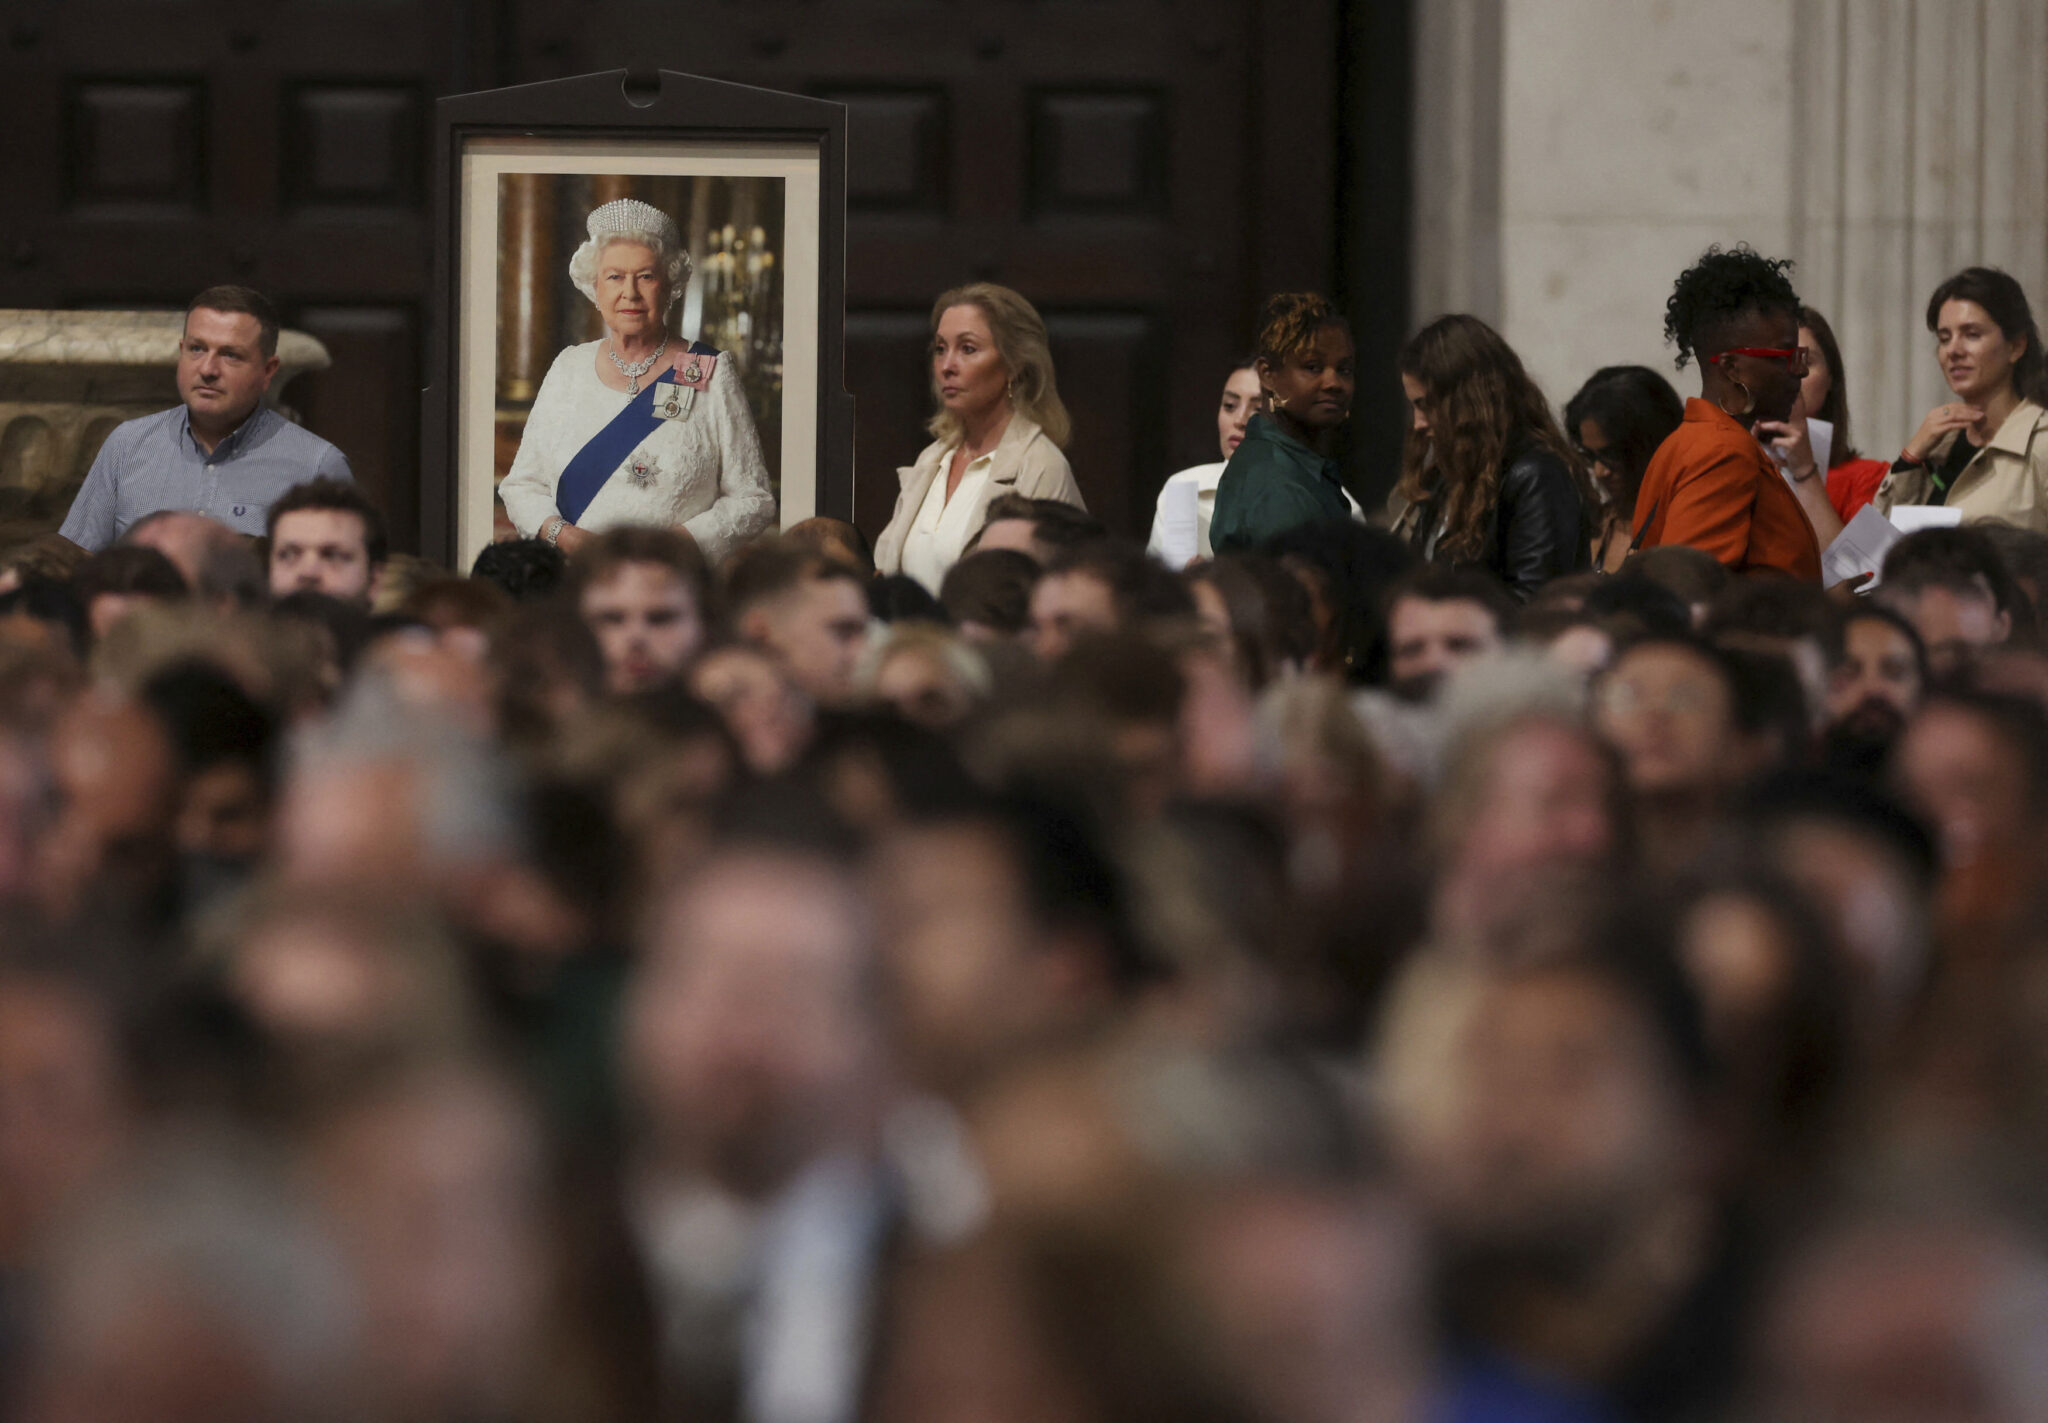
[{"left": 606, "top": 336, "right": 668, "bottom": 395}]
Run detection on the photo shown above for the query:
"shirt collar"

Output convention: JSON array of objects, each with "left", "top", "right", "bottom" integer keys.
[
  {"left": 179, "top": 402, "right": 270, "bottom": 459},
  {"left": 1243, "top": 413, "right": 1341, "bottom": 481},
  {"left": 1986, "top": 399, "right": 2047, "bottom": 456}
]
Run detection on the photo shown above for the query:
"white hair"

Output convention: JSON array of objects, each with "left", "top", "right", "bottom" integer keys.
[{"left": 567, "top": 228, "right": 691, "bottom": 314}]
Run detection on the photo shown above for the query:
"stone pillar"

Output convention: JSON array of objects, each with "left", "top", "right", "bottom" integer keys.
[
  {"left": 1410, "top": 0, "right": 1503, "bottom": 328},
  {"left": 496, "top": 174, "right": 556, "bottom": 405}
]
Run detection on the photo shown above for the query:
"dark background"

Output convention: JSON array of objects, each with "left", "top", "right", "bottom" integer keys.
[{"left": 0, "top": 0, "right": 1412, "bottom": 555}]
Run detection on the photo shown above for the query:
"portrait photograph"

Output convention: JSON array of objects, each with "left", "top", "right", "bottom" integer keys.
[{"left": 452, "top": 135, "right": 823, "bottom": 567}]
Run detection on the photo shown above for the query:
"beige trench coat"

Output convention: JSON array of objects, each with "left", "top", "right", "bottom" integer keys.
[
  {"left": 872, "top": 414, "right": 1085, "bottom": 575},
  {"left": 1877, "top": 398, "right": 2048, "bottom": 532}
]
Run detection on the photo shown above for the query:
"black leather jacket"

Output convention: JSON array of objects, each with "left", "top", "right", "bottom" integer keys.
[{"left": 1401, "top": 444, "right": 1590, "bottom": 600}]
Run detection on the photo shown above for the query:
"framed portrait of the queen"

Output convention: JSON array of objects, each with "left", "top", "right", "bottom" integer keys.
[{"left": 422, "top": 71, "right": 854, "bottom": 568}]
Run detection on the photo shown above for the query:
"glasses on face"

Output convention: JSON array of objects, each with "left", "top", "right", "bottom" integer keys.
[
  {"left": 1715, "top": 346, "right": 1812, "bottom": 374},
  {"left": 1576, "top": 445, "right": 1621, "bottom": 473}
]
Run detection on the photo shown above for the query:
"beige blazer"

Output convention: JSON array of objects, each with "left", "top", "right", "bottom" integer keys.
[
  {"left": 1877, "top": 398, "right": 2048, "bottom": 532},
  {"left": 873, "top": 414, "right": 1084, "bottom": 575}
]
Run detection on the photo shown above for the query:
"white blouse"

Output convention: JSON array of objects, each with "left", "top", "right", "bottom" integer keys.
[
  {"left": 899, "top": 451, "right": 994, "bottom": 592},
  {"left": 498, "top": 340, "right": 778, "bottom": 564}
]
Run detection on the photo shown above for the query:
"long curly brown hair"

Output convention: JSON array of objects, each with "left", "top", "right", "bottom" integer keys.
[{"left": 1395, "top": 314, "right": 1592, "bottom": 564}]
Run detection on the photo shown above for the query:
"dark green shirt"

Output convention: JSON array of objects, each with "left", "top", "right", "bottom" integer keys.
[{"left": 1209, "top": 414, "right": 1353, "bottom": 554}]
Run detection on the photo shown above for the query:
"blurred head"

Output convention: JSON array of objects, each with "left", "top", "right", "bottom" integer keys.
[
  {"left": 1565, "top": 365, "right": 1686, "bottom": 517},
  {"left": 968, "top": 495, "right": 1107, "bottom": 566},
  {"left": 728, "top": 545, "right": 872, "bottom": 707},
  {"left": 1891, "top": 690, "right": 2048, "bottom": 871},
  {"left": 941, "top": 549, "right": 1041, "bottom": 641},
  {"left": 1826, "top": 607, "right": 1927, "bottom": 759},
  {"left": 784, "top": 515, "right": 876, "bottom": 578},
  {"left": 73, "top": 545, "right": 188, "bottom": 643},
  {"left": 1877, "top": 527, "right": 2020, "bottom": 678},
  {"left": 1593, "top": 637, "right": 1750, "bottom": 799},
  {"left": 122, "top": 511, "right": 245, "bottom": 594},
  {"left": 570, "top": 526, "right": 711, "bottom": 695},
  {"left": 861, "top": 624, "right": 991, "bottom": 730},
  {"left": 1028, "top": 544, "right": 1193, "bottom": 663},
  {"left": 468, "top": 537, "right": 566, "bottom": 604},
  {"left": 1378, "top": 944, "right": 1707, "bottom": 1270},
  {"left": 873, "top": 799, "right": 1154, "bottom": 1094},
  {"left": 689, "top": 644, "right": 814, "bottom": 775},
  {"left": 1384, "top": 567, "right": 1513, "bottom": 702},
  {"left": 1753, "top": 1205, "right": 2048, "bottom": 1423},
  {"left": 1434, "top": 715, "right": 1624, "bottom": 896},
  {"left": 626, "top": 838, "right": 878, "bottom": 1195},
  {"left": 38, "top": 693, "right": 178, "bottom": 924},
  {"left": 267, "top": 478, "right": 386, "bottom": 608}
]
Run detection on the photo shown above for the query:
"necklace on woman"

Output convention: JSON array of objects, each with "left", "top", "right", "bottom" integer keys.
[{"left": 607, "top": 336, "right": 668, "bottom": 395}]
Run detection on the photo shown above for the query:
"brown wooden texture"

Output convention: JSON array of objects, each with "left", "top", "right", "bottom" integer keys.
[{"left": 0, "top": 0, "right": 1404, "bottom": 553}]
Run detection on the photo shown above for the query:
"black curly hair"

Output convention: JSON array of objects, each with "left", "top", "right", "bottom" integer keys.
[{"left": 1663, "top": 244, "right": 1800, "bottom": 369}]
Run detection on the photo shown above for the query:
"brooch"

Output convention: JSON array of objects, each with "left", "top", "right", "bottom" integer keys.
[{"left": 627, "top": 450, "right": 662, "bottom": 487}]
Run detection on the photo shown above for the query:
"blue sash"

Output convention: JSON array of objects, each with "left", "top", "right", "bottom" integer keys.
[{"left": 555, "top": 341, "right": 718, "bottom": 526}]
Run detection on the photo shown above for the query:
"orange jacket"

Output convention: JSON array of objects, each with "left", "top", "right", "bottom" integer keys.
[{"left": 1632, "top": 399, "right": 1821, "bottom": 581}]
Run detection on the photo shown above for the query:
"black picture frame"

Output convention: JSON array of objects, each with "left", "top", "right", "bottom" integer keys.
[{"left": 420, "top": 68, "right": 853, "bottom": 566}]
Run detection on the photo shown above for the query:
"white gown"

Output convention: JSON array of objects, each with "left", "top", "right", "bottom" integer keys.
[{"left": 498, "top": 339, "right": 778, "bottom": 564}]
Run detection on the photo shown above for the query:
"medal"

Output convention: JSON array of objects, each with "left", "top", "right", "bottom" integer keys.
[{"left": 627, "top": 451, "right": 662, "bottom": 487}]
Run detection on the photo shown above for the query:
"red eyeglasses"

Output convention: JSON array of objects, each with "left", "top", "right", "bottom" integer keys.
[{"left": 1713, "top": 346, "right": 1811, "bottom": 372}]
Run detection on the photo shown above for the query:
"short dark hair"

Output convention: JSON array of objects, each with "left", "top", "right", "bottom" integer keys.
[
  {"left": 73, "top": 545, "right": 188, "bottom": 603},
  {"left": 267, "top": 477, "right": 387, "bottom": 567},
  {"left": 867, "top": 573, "right": 947, "bottom": 624},
  {"left": 1384, "top": 563, "right": 1516, "bottom": 631},
  {"left": 722, "top": 539, "right": 864, "bottom": 629},
  {"left": 186, "top": 285, "right": 280, "bottom": 358},
  {"left": 565, "top": 525, "right": 710, "bottom": 617},
  {"left": 1703, "top": 575, "right": 1845, "bottom": 664},
  {"left": 1837, "top": 604, "right": 1929, "bottom": 682},
  {"left": 974, "top": 494, "right": 1107, "bottom": 556},
  {"left": 783, "top": 516, "right": 875, "bottom": 578},
  {"left": 139, "top": 658, "right": 277, "bottom": 785},
  {"left": 1881, "top": 526, "right": 2024, "bottom": 617},
  {"left": 470, "top": 537, "right": 566, "bottom": 603},
  {"left": 1563, "top": 365, "right": 1685, "bottom": 513},
  {"left": 1925, "top": 267, "right": 2048, "bottom": 405},
  {"left": 1041, "top": 542, "right": 1195, "bottom": 625},
  {"left": 1664, "top": 244, "right": 1800, "bottom": 368},
  {"left": 940, "top": 549, "right": 1041, "bottom": 634}
]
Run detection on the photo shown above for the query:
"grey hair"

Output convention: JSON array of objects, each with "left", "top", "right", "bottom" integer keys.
[{"left": 567, "top": 230, "right": 692, "bottom": 315}]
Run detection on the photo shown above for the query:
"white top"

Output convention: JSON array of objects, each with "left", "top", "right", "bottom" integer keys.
[
  {"left": 1147, "top": 458, "right": 1366, "bottom": 563},
  {"left": 498, "top": 339, "right": 778, "bottom": 564},
  {"left": 899, "top": 452, "right": 994, "bottom": 592}
]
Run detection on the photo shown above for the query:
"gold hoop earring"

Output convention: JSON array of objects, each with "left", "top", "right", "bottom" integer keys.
[
  {"left": 1264, "top": 387, "right": 1286, "bottom": 413},
  {"left": 1717, "top": 380, "right": 1755, "bottom": 419}
]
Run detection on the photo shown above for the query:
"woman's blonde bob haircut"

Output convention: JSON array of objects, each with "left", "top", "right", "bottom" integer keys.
[{"left": 927, "top": 283, "right": 1071, "bottom": 449}]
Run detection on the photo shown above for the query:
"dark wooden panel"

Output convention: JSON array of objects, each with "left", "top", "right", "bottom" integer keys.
[
  {"left": 284, "top": 82, "right": 422, "bottom": 210},
  {"left": 1028, "top": 90, "right": 1167, "bottom": 216},
  {"left": 1044, "top": 310, "right": 1165, "bottom": 536},
  {"left": 288, "top": 303, "right": 421, "bottom": 553},
  {"left": 65, "top": 78, "right": 205, "bottom": 212},
  {"left": 844, "top": 309, "right": 931, "bottom": 538},
  {"left": 815, "top": 87, "right": 948, "bottom": 213}
]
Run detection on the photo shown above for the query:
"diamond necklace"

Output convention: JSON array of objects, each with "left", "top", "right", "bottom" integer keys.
[{"left": 606, "top": 336, "right": 668, "bottom": 395}]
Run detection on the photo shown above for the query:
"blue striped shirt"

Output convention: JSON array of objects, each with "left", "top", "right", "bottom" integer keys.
[{"left": 59, "top": 404, "right": 353, "bottom": 550}]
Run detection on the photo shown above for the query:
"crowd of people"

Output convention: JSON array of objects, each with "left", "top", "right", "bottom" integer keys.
[{"left": 2, "top": 231, "right": 2048, "bottom": 1423}]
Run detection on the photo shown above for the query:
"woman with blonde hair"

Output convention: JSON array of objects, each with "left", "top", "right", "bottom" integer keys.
[{"left": 875, "top": 283, "right": 1084, "bottom": 591}]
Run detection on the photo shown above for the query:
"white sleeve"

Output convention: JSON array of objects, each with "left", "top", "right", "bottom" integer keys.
[
  {"left": 498, "top": 355, "right": 575, "bottom": 537},
  {"left": 679, "top": 357, "right": 779, "bottom": 563}
]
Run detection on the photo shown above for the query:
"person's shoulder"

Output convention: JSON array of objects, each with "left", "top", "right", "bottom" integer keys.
[
  {"left": 1502, "top": 442, "right": 1572, "bottom": 488},
  {"left": 103, "top": 406, "right": 184, "bottom": 449},
  {"left": 259, "top": 408, "right": 345, "bottom": 458},
  {"left": 1164, "top": 461, "right": 1226, "bottom": 493}
]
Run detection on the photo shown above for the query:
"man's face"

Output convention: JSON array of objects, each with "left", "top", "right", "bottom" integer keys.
[
  {"left": 1027, "top": 570, "right": 1116, "bottom": 662},
  {"left": 1389, "top": 965, "right": 1689, "bottom": 1263},
  {"left": 752, "top": 577, "right": 871, "bottom": 707},
  {"left": 176, "top": 307, "right": 278, "bottom": 432},
  {"left": 1593, "top": 643, "right": 1740, "bottom": 797},
  {"left": 625, "top": 852, "right": 875, "bottom": 1193},
  {"left": 579, "top": 561, "right": 703, "bottom": 695},
  {"left": 1893, "top": 702, "right": 2033, "bottom": 870},
  {"left": 269, "top": 509, "right": 375, "bottom": 606},
  {"left": 1879, "top": 584, "right": 2008, "bottom": 680},
  {"left": 1827, "top": 616, "right": 1924, "bottom": 745},
  {"left": 1386, "top": 596, "right": 1501, "bottom": 700}
]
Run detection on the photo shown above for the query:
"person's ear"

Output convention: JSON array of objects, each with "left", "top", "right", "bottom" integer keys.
[{"left": 1996, "top": 607, "right": 2013, "bottom": 643}]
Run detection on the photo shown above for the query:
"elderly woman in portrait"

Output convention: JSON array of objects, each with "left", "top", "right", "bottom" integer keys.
[
  {"left": 499, "top": 198, "right": 777, "bottom": 564},
  {"left": 874, "top": 282, "right": 1085, "bottom": 592}
]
